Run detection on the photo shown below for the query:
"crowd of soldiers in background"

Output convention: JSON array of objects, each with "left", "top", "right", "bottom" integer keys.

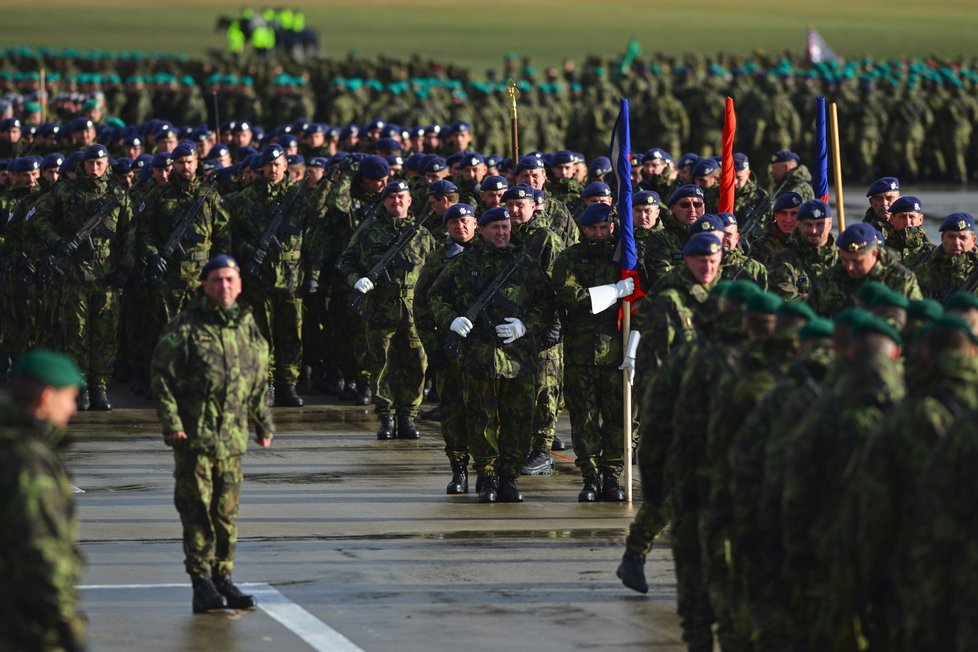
[{"left": 3, "top": 46, "right": 978, "bottom": 651}]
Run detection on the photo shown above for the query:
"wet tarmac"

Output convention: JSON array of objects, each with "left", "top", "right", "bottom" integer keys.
[{"left": 70, "top": 387, "right": 684, "bottom": 652}]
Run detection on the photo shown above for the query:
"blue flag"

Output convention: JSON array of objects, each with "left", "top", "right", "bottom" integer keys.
[
  {"left": 610, "top": 98, "right": 643, "bottom": 302},
  {"left": 814, "top": 96, "right": 829, "bottom": 202}
]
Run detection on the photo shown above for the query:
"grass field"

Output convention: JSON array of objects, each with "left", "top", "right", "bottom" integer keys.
[{"left": 1, "top": 0, "right": 976, "bottom": 74}]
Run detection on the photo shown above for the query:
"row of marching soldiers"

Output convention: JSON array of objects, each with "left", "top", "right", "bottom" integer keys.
[{"left": 614, "top": 201, "right": 978, "bottom": 650}]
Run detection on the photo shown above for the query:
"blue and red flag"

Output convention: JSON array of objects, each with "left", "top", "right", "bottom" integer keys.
[
  {"left": 813, "top": 96, "right": 830, "bottom": 202},
  {"left": 610, "top": 98, "right": 644, "bottom": 304}
]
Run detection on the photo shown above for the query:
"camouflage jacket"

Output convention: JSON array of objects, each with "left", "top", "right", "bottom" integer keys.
[
  {"left": 913, "top": 248, "right": 978, "bottom": 301},
  {"left": 885, "top": 226, "right": 932, "bottom": 267},
  {"left": 1, "top": 183, "right": 40, "bottom": 257},
  {"left": 32, "top": 173, "right": 135, "bottom": 283},
  {"left": 809, "top": 249, "right": 923, "bottom": 317},
  {"left": 551, "top": 236, "right": 624, "bottom": 367},
  {"left": 720, "top": 245, "right": 768, "bottom": 288},
  {"left": 151, "top": 295, "right": 274, "bottom": 459},
  {"left": 746, "top": 222, "right": 791, "bottom": 268},
  {"left": 139, "top": 177, "right": 232, "bottom": 285},
  {"left": 512, "top": 217, "right": 565, "bottom": 277},
  {"left": 538, "top": 195, "right": 579, "bottom": 247},
  {"left": 733, "top": 175, "right": 768, "bottom": 230},
  {"left": 546, "top": 177, "right": 582, "bottom": 210},
  {"left": 767, "top": 233, "right": 839, "bottom": 301},
  {"left": 637, "top": 264, "right": 717, "bottom": 372},
  {"left": 429, "top": 237, "right": 556, "bottom": 379},
  {"left": 642, "top": 213, "right": 690, "bottom": 290},
  {"left": 862, "top": 206, "right": 890, "bottom": 239},
  {"left": 228, "top": 178, "right": 325, "bottom": 294},
  {"left": 339, "top": 211, "right": 437, "bottom": 326},
  {"left": 0, "top": 404, "right": 85, "bottom": 652},
  {"left": 771, "top": 164, "right": 814, "bottom": 203},
  {"left": 324, "top": 175, "right": 382, "bottom": 267},
  {"left": 413, "top": 235, "right": 474, "bottom": 361}
]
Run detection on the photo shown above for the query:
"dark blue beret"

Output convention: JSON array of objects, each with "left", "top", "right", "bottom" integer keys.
[
  {"left": 0, "top": 118, "right": 22, "bottom": 132},
  {"left": 427, "top": 179, "right": 459, "bottom": 196},
  {"left": 486, "top": 154, "right": 503, "bottom": 168},
  {"left": 940, "top": 212, "right": 976, "bottom": 232},
  {"left": 111, "top": 157, "right": 132, "bottom": 174},
  {"left": 80, "top": 144, "right": 107, "bottom": 161},
  {"left": 717, "top": 212, "right": 737, "bottom": 227},
  {"left": 668, "top": 184, "right": 705, "bottom": 204},
  {"left": 551, "top": 150, "right": 575, "bottom": 166},
  {"left": 866, "top": 176, "right": 900, "bottom": 197},
  {"left": 381, "top": 179, "right": 410, "bottom": 199},
  {"left": 443, "top": 203, "right": 476, "bottom": 224},
  {"left": 798, "top": 199, "right": 833, "bottom": 220},
  {"left": 478, "top": 207, "right": 510, "bottom": 226},
  {"left": 386, "top": 155, "right": 403, "bottom": 167},
  {"left": 123, "top": 135, "right": 143, "bottom": 148},
  {"left": 532, "top": 188, "right": 546, "bottom": 206},
  {"left": 61, "top": 151, "right": 84, "bottom": 175},
  {"left": 201, "top": 159, "right": 224, "bottom": 173},
  {"left": 480, "top": 175, "right": 508, "bottom": 191},
  {"left": 579, "top": 203, "right": 614, "bottom": 226},
  {"left": 501, "top": 184, "right": 535, "bottom": 202},
  {"left": 588, "top": 156, "right": 612, "bottom": 177},
  {"left": 171, "top": 142, "right": 195, "bottom": 159},
  {"left": 733, "top": 152, "right": 749, "bottom": 171},
  {"left": 459, "top": 152, "right": 485, "bottom": 167},
  {"left": 341, "top": 124, "right": 360, "bottom": 138},
  {"left": 445, "top": 151, "right": 465, "bottom": 168},
  {"left": 677, "top": 152, "right": 700, "bottom": 168},
  {"left": 689, "top": 214, "right": 725, "bottom": 235},
  {"left": 634, "top": 190, "right": 659, "bottom": 206},
  {"left": 42, "top": 153, "right": 65, "bottom": 170},
  {"left": 365, "top": 119, "right": 385, "bottom": 132},
  {"left": 770, "top": 150, "right": 800, "bottom": 164},
  {"left": 10, "top": 157, "right": 40, "bottom": 173},
  {"left": 206, "top": 144, "right": 230, "bottom": 160},
  {"left": 287, "top": 154, "right": 305, "bottom": 166},
  {"left": 376, "top": 137, "right": 401, "bottom": 152},
  {"left": 514, "top": 156, "right": 545, "bottom": 174},
  {"left": 304, "top": 123, "right": 326, "bottom": 136},
  {"left": 152, "top": 152, "right": 173, "bottom": 168},
  {"left": 199, "top": 254, "right": 240, "bottom": 280},
  {"left": 692, "top": 158, "right": 719, "bottom": 177},
  {"left": 453, "top": 121, "right": 471, "bottom": 134},
  {"left": 889, "top": 196, "right": 922, "bottom": 214},
  {"left": 837, "top": 223, "right": 880, "bottom": 252},
  {"left": 773, "top": 192, "right": 803, "bottom": 212},
  {"left": 360, "top": 155, "right": 391, "bottom": 180},
  {"left": 582, "top": 182, "right": 612, "bottom": 199},
  {"left": 308, "top": 157, "right": 328, "bottom": 169},
  {"left": 277, "top": 135, "right": 297, "bottom": 149},
  {"left": 421, "top": 155, "right": 447, "bottom": 174},
  {"left": 404, "top": 153, "right": 426, "bottom": 172},
  {"left": 260, "top": 144, "right": 284, "bottom": 165},
  {"left": 423, "top": 124, "right": 441, "bottom": 135},
  {"left": 231, "top": 121, "right": 252, "bottom": 133},
  {"left": 683, "top": 232, "right": 723, "bottom": 256},
  {"left": 642, "top": 148, "right": 670, "bottom": 163}
]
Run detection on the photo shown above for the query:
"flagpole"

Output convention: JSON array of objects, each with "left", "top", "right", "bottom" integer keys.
[
  {"left": 829, "top": 102, "right": 846, "bottom": 231},
  {"left": 506, "top": 79, "right": 521, "bottom": 162},
  {"left": 623, "top": 303, "right": 633, "bottom": 503}
]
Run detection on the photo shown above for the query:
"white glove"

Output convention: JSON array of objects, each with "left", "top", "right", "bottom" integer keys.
[
  {"left": 450, "top": 316, "right": 474, "bottom": 337},
  {"left": 353, "top": 277, "right": 374, "bottom": 293},
  {"left": 614, "top": 277, "right": 635, "bottom": 299},
  {"left": 495, "top": 317, "right": 527, "bottom": 344},
  {"left": 618, "top": 330, "right": 642, "bottom": 385}
]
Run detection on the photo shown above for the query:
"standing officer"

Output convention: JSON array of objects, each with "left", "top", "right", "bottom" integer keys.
[
  {"left": 33, "top": 143, "right": 134, "bottom": 411},
  {"left": 913, "top": 212, "right": 978, "bottom": 300},
  {"left": 151, "top": 254, "right": 275, "bottom": 614},
  {"left": 0, "top": 349, "right": 86, "bottom": 651},
  {"left": 768, "top": 198, "right": 839, "bottom": 301},
  {"left": 340, "top": 179, "right": 437, "bottom": 440},
  {"left": 429, "top": 207, "right": 556, "bottom": 503},
  {"left": 229, "top": 144, "right": 325, "bottom": 407}
]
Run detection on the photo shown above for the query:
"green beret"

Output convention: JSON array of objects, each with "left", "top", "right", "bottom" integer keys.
[
  {"left": 725, "top": 280, "right": 761, "bottom": 303},
  {"left": 11, "top": 349, "right": 84, "bottom": 388},
  {"left": 928, "top": 314, "right": 978, "bottom": 345},
  {"left": 834, "top": 307, "right": 873, "bottom": 328},
  {"left": 710, "top": 280, "right": 733, "bottom": 298},
  {"left": 746, "top": 291, "right": 783, "bottom": 315},
  {"left": 868, "top": 287, "right": 910, "bottom": 311},
  {"left": 799, "top": 317, "right": 834, "bottom": 342},
  {"left": 908, "top": 298, "right": 944, "bottom": 322},
  {"left": 946, "top": 292, "right": 978, "bottom": 312},
  {"left": 778, "top": 300, "right": 817, "bottom": 322},
  {"left": 857, "top": 281, "right": 889, "bottom": 306},
  {"left": 854, "top": 316, "right": 903, "bottom": 347}
]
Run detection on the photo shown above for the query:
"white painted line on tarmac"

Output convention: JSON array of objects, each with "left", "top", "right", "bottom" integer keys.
[
  {"left": 72, "top": 485, "right": 85, "bottom": 493},
  {"left": 77, "top": 582, "right": 363, "bottom": 652}
]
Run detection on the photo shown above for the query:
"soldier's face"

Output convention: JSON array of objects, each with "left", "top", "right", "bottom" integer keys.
[
  {"left": 157, "top": 134, "right": 177, "bottom": 152},
  {"left": 581, "top": 221, "right": 614, "bottom": 242},
  {"left": 516, "top": 168, "right": 546, "bottom": 190},
  {"left": 695, "top": 175, "right": 717, "bottom": 190},
  {"left": 424, "top": 133, "right": 439, "bottom": 149},
  {"left": 551, "top": 162, "right": 575, "bottom": 180},
  {"left": 288, "top": 165, "right": 305, "bottom": 182},
  {"left": 632, "top": 201, "right": 659, "bottom": 227},
  {"left": 203, "top": 267, "right": 242, "bottom": 310},
  {"left": 888, "top": 211, "right": 916, "bottom": 231},
  {"left": 43, "top": 169, "right": 59, "bottom": 184},
  {"left": 774, "top": 208, "right": 800, "bottom": 234},
  {"left": 869, "top": 191, "right": 900, "bottom": 219},
  {"left": 83, "top": 157, "right": 108, "bottom": 178},
  {"left": 124, "top": 145, "right": 143, "bottom": 159},
  {"left": 362, "top": 175, "right": 388, "bottom": 193},
  {"left": 735, "top": 168, "right": 750, "bottom": 189},
  {"left": 153, "top": 166, "right": 171, "bottom": 184},
  {"left": 383, "top": 191, "right": 411, "bottom": 218},
  {"left": 481, "top": 189, "right": 505, "bottom": 209},
  {"left": 481, "top": 219, "right": 511, "bottom": 248},
  {"left": 770, "top": 161, "right": 795, "bottom": 182},
  {"left": 306, "top": 132, "right": 325, "bottom": 148},
  {"left": 37, "top": 385, "right": 79, "bottom": 428},
  {"left": 458, "top": 164, "right": 485, "bottom": 182},
  {"left": 15, "top": 170, "right": 40, "bottom": 188},
  {"left": 1, "top": 127, "right": 21, "bottom": 143},
  {"left": 942, "top": 230, "right": 977, "bottom": 255},
  {"left": 506, "top": 199, "right": 535, "bottom": 224},
  {"left": 840, "top": 249, "right": 879, "bottom": 279},
  {"left": 585, "top": 196, "right": 613, "bottom": 207},
  {"left": 424, "top": 170, "right": 449, "bottom": 184},
  {"left": 450, "top": 131, "right": 471, "bottom": 151},
  {"left": 306, "top": 167, "right": 324, "bottom": 185},
  {"left": 233, "top": 130, "right": 253, "bottom": 148},
  {"left": 721, "top": 225, "right": 739, "bottom": 251},
  {"left": 428, "top": 194, "right": 452, "bottom": 216},
  {"left": 643, "top": 159, "right": 667, "bottom": 177},
  {"left": 263, "top": 157, "right": 287, "bottom": 184},
  {"left": 446, "top": 215, "right": 476, "bottom": 243},
  {"left": 173, "top": 156, "right": 197, "bottom": 181},
  {"left": 685, "top": 252, "right": 722, "bottom": 285},
  {"left": 798, "top": 218, "right": 832, "bottom": 247},
  {"left": 671, "top": 197, "right": 704, "bottom": 225}
]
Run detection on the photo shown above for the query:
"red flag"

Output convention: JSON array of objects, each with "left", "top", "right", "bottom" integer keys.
[{"left": 719, "top": 97, "right": 736, "bottom": 214}]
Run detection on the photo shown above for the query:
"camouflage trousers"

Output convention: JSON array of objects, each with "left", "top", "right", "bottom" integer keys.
[
  {"left": 173, "top": 449, "right": 243, "bottom": 581},
  {"left": 529, "top": 344, "right": 562, "bottom": 453},
  {"left": 363, "top": 301, "right": 427, "bottom": 418},
  {"left": 564, "top": 363, "right": 628, "bottom": 477},
  {"left": 624, "top": 383, "right": 674, "bottom": 556},
  {"left": 61, "top": 282, "right": 121, "bottom": 388},
  {"left": 462, "top": 373, "right": 536, "bottom": 478},
  {"left": 322, "top": 276, "right": 366, "bottom": 383},
  {"left": 669, "top": 494, "right": 716, "bottom": 652},
  {"left": 699, "top": 520, "right": 753, "bottom": 651},
  {"left": 437, "top": 363, "right": 468, "bottom": 464},
  {"left": 249, "top": 290, "right": 303, "bottom": 384},
  {"left": 739, "top": 542, "right": 800, "bottom": 651},
  {"left": 122, "top": 273, "right": 157, "bottom": 376},
  {"left": 2, "top": 273, "right": 40, "bottom": 359}
]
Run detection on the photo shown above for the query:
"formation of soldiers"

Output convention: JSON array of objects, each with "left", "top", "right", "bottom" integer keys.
[{"left": 4, "top": 45, "right": 978, "bottom": 648}]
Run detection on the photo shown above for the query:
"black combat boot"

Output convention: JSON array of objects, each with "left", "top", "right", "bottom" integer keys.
[
  {"left": 616, "top": 552, "right": 649, "bottom": 594},
  {"left": 191, "top": 577, "right": 228, "bottom": 613},
  {"left": 578, "top": 475, "right": 601, "bottom": 502},
  {"left": 339, "top": 380, "right": 358, "bottom": 401},
  {"left": 213, "top": 573, "right": 258, "bottom": 609},
  {"left": 478, "top": 474, "right": 498, "bottom": 503},
  {"left": 355, "top": 384, "right": 372, "bottom": 406},
  {"left": 89, "top": 386, "right": 112, "bottom": 411},
  {"left": 275, "top": 383, "right": 304, "bottom": 407},
  {"left": 419, "top": 406, "right": 442, "bottom": 421},
  {"left": 551, "top": 436, "right": 566, "bottom": 451},
  {"left": 76, "top": 387, "right": 91, "bottom": 412},
  {"left": 376, "top": 416, "right": 396, "bottom": 440},
  {"left": 498, "top": 474, "right": 524, "bottom": 502},
  {"left": 446, "top": 460, "right": 468, "bottom": 494},
  {"left": 602, "top": 473, "right": 626, "bottom": 502},
  {"left": 521, "top": 449, "right": 554, "bottom": 475},
  {"left": 396, "top": 415, "right": 421, "bottom": 439}
]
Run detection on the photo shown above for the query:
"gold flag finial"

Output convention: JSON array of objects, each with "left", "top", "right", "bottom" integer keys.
[{"left": 506, "top": 79, "right": 520, "bottom": 119}]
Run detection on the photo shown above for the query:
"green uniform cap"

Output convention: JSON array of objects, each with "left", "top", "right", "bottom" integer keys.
[
  {"left": 799, "top": 317, "right": 834, "bottom": 342},
  {"left": 868, "top": 286, "right": 910, "bottom": 310},
  {"left": 834, "top": 307, "right": 874, "bottom": 328},
  {"left": 745, "top": 291, "right": 783, "bottom": 314},
  {"left": 11, "top": 349, "right": 84, "bottom": 388},
  {"left": 709, "top": 280, "right": 733, "bottom": 298},
  {"left": 725, "top": 279, "right": 762, "bottom": 303},
  {"left": 856, "top": 280, "right": 889, "bottom": 306},
  {"left": 946, "top": 292, "right": 978, "bottom": 312},
  {"left": 927, "top": 314, "right": 978, "bottom": 346},
  {"left": 908, "top": 298, "right": 944, "bottom": 322},
  {"left": 853, "top": 316, "right": 903, "bottom": 347},
  {"left": 778, "top": 300, "right": 817, "bottom": 322}
]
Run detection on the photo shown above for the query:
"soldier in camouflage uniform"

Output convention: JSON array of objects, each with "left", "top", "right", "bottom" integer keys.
[
  {"left": 513, "top": 156, "right": 578, "bottom": 247},
  {"left": 883, "top": 194, "right": 932, "bottom": 266},
  {"left": 229, "top": 144, "right": 325, "bottom": 407},
  {"left": 551, "top": 203, "right": 635, "bottom": 502},
  {"left": 152, "top": 254, "right": 274, "bottom": 614},
  {"left": 32, "top": 144, "right": 135, "bottom": 412},
  {"left": 138, "top": 142, "right": 231, "bottom": 387},
  {"left": 847, "top": 315, "right": 978, "bottom": 650},
  {"left": 781, "top": 316, "right": 905, "bottom": 651},
  {"left": 861, "top": 176, "right": 901, "bottom": 238},
  {"left": 546, "top": 150, "right": 583, "bottom": 209},
  {"left": 706, "top": 212, "right": 768, "bottom": 287},
  {"left": 414, "top": 203, "right": 477, "bottom": 491},
  {"left": 731, "top": 153, "right": 767, "bottom": 227},
  {"left": 642, "top": 185, "right": 705, "bottom": 289},
  {"left": 0, "top": 156, "right": 42, "bottom": 360},
  {"left": 913, "top": 211, "right": 978, "bottom": 300},
  {"left": 340, "top": 179, "right": 437, "bottom": 440},
  {"left": 453, "top": 151, "right": 486, "bottom": 207},
  {"left": 428, "top": 207, "right": 556, "bottom": 503},
  {"left": 745, "top": 192, "right": 800, "bottom": 267},
  {"left": 768, "top": 199, "right": 839, "bottom": 301},
  {"left": 767, "top": 150, "right": 814, "bottom": 205},
  {"left": 809, "top": 222, "right": 923, "bottom": 317},
  {"left": 0, "top": 350, "right": 86, "bottom": 652}
]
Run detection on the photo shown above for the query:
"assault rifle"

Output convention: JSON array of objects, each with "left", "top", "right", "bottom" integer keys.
[
  {"left": 150, "top": 179, "right": 218, "bottom": 283},
  {"left": 244, "top": 184, "right": 304, "bottom": 280},
  {"left": 443, "top": 255, "right": 524, "bottom": 357},
  {"left": 346, "top": 220, "right": 423, "bottom": 315},
  {"left": 941, "top": 260, "right": 978, "bottom": 303},
  {"left": 739, "top": 178, "right": 789, "bottom": 249}
]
